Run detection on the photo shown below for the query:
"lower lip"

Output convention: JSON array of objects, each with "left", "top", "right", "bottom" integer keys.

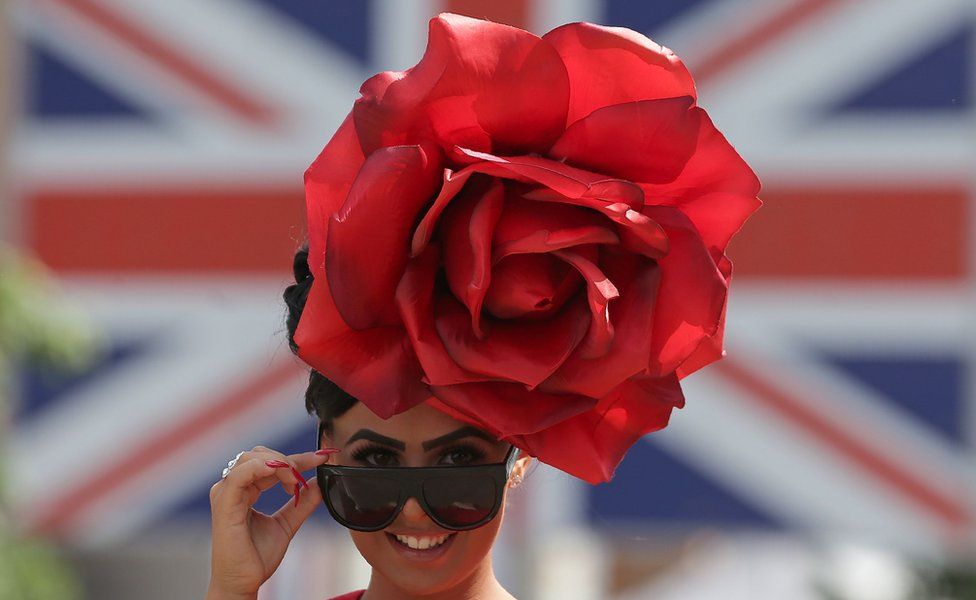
[{"left": 386, "top": 532, "right": 456, "bottom": 562}]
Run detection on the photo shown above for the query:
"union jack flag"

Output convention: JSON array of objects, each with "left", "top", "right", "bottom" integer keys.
[{"left": 9, "top": 0, "right": 973, "bottom": 595}]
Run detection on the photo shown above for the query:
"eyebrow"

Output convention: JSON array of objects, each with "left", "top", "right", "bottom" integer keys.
[
  {"left": 344, "top": 426, "right": 500, "bottom": 452},
  {"left": 346, "top": 429, "right": 406, "bottom": 450},
  {"left": 422, "top": 426, "right": 500, "bottom": 451}
]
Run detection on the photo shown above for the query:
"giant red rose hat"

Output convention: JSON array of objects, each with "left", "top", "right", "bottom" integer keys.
[{"left": 294, "top": 12, "right": 762, "bottom": 484}]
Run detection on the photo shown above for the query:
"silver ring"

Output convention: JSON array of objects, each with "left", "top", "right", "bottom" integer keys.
[{"left": 221, "top": 451, "right": 246, "bottom": 479}]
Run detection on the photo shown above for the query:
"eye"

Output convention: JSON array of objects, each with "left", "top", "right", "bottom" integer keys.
[
  {"left": 351, "top": 443, "right": 399, "bottom": 467},
  {"left": 438, "top": 443, "right": 487, "bottom": 466}
]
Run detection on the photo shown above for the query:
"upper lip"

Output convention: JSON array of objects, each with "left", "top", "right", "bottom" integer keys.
[{"left": 387, "top": 531, "right": 454, "bottom": 538}]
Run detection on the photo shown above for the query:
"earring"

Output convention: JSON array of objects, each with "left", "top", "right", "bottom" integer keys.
[{"left": 509, "top": 474, "right": 522, "bottom": 488}]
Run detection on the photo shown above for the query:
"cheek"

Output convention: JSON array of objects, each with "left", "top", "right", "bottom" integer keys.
[
  {"left": 443, "top": 499, "right": 508, "bottom": 571},
  {"left": 349, "top": 530, "right": 385, "bottom": 563},
  {"left": 446, "top": 504, "right": 510, "bottom": 579},
  {"left": 452, "top": 521, "right": 501, "bottom": 572}
]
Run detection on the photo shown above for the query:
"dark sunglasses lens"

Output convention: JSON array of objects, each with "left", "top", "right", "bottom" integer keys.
[
  {"left": 326, "top": 475, "right": 400, "bottom": 529},
  {"left": 423, "top": 474, "right": 498, "bottom": 528}
]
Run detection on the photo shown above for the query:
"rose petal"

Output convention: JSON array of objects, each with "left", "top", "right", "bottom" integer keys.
[
  {"left": 304, "top": 112, "right": 367, "bottom": 279},
  {"left": 552, "top": 248, "right": 618, "bottom": 359},
  {"left": 295, "top": 270, "right": 429, "bottom": 419},
  {"left": 411, "top": 166, "right": 476, "bottom": 257},
  {"left": 494, "top": 224, "right": 620, "bottom": 259},
  {"left": 326, "top": 144, "right": 443, "bottom": 329},
  {"left": 492, "top": 194, "right": 620, "bottom": 260},
  {"left": 434, "top": 293, "right": 590, "bottom": 389},
  {"left": 396, "top": 242, "right": 487, "bottom": 386},
  {"left": 509, "top": 373, "right": 684, "bottom": 484},
  {"left": 523, "top": 189, "right": 668, "bottom": 259},
  {"left": 429, "top": 381, "right": 596, "bottom": 436},
  {"left": 354, "top": 44, "right": 491, "bottom": 154},
  {"left": 542, "top": 21, "right": 697, "bottom": 125},
  {"left": 549, "top": 97, "right": 698, "bottom": 184},
  {"left": 583, "top": 179, "right": 645, "bottom": 210},
  {"left": 603, "top": 202, "right": 671, "bottom": 260},
  {"left": 539, "top": 249, "right": 661, "bottom": 397},
  {"left": 413, "top": 149, "right": 643, "bottom": 258},
  {"left": 484, "top": 253, "right": 580, "bottom": 319},
  {"left": 641, "top": 107, "right": 763, "bottom": 258},
  {"left": 675, "top": 254, "right": 732, "bottom": 379},
  {"left": 354, "top": 13, "right": 570, "bottom": 156},
  {"left": 452, "top": 148, "right": 667, "bottom": 258},
  {"left": 298, "top": 114, "right": 430, "bottom": 418},
  {"left": 455, "top": 147, "right": 644, "bottom": 209},
  {"left": 440, "top": 176, "right": 505, "bottom": 338},
  {"left": 642, "top": 205, "right": 728, "bottom": 377}
]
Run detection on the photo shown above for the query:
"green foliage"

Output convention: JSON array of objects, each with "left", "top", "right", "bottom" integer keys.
[
  {"left": 816, "top": 553, "right": 976, "bottom": 600},
  {"left": 0, "top": 243, "right": 103, "bottom": 370},
  {"left": 0, "top": 243, "right": 104, "bottom": 600},
  {"left": 908, "top": 561, "right": 976, "bottom": 600},
  {"left": 0, "top": 535, "right": 83, "bottom": 600}
]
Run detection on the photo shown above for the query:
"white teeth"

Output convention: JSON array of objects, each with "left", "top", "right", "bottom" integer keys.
[{"left": 394, "top": 533, "right": 452, "bottom": 550}]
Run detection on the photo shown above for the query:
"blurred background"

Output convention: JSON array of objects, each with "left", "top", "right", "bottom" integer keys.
[{"left": 1, "top": 0, "right": 973, "bottom": 598}]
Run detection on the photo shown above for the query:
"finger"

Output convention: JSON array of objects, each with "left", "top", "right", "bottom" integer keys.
[
  {"left": 213, "top": 456, "right": 302, "bottom": 517},
  {"left": 271, "top": 448, "right": 341, "bottom": 508},
  {"left": 211, "top": 447, "right": 340, "bottom": 507},
  {"left": 245, "top": 447, "right": 314, "bottom": 491},
  {"left": 261, "top": 448, "right": 342, "bottom": 499},
  {"left": 289, "top": 448, "right": 341, "bottom": 474},
  {"left": 225, "top": 448, "right": 308, "bottom": 493},
  {"left": 270, "top": 475, "right": 325, "bottom": 540}
]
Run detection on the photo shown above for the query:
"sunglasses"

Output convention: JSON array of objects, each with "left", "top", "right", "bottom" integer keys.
[{"left": 315, "top": 422, "right": 520, "bottom": 532}]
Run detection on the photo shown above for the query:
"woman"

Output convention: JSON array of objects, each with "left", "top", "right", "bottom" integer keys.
[
  {"left": 209, "top": 244, "right": 532, "bottom": 600},
  {"left": 208, "top": 12, "right": 761, "bottom": 600}
]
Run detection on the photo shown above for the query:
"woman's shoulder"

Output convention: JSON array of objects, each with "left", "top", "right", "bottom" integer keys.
[{"left": 325, "top": 590, "right": 365, "bottom": 600}]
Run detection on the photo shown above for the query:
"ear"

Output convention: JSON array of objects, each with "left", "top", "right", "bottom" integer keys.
[{"left": 512, "top": 453, "right": 533, "bottom": 481}]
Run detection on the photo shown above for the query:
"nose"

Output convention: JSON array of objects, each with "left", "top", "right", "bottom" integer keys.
[{"left": 398, "top": 496, "right": 430, "bottom": 524}]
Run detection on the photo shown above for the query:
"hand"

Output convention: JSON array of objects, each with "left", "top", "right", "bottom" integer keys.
[{"left": 207, "top": 445, "right": 340, "bottom": 598}]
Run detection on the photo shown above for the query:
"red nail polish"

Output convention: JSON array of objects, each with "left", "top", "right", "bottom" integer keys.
[
  {"left": 266, "top": 460, "right": 288, "bottom": 468},
  {"left": 290, "top": 467, "right": 309, "bottom": 490},
  {"left": 315, "top": 448, "right": 340, "bottom": 456}
]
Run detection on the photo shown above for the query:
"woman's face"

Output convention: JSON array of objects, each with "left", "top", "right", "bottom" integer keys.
[{"left": 322, "top": 401, "right": 531, "bottom": 595}]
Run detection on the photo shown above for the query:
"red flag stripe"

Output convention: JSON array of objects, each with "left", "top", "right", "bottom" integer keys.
[
  {"left": 28, "top": 185, "right": 305, "bottom": 274},
  {"left": 444, "top": 0, "right": 531, "bottom": 29},
  {"left": 728, "top": 185, "right": 967, "bottom": 280}
]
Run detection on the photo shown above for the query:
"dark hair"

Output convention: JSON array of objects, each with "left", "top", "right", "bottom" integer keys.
[{"left": 283, "top": 242, "right": 358, "bottom": 439}]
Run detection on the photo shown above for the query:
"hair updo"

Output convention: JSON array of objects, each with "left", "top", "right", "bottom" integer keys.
[{"left": 283, "top": 242, "right": 358, "bottom": 438}]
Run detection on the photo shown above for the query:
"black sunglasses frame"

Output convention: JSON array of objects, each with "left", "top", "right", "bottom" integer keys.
[{"left": 315, "top": 422, "right": 520, "bottom": 532}]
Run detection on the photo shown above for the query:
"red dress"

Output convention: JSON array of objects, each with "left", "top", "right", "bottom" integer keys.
[{"left": 326, "top": 591, "right": 365, "bottom": 600}]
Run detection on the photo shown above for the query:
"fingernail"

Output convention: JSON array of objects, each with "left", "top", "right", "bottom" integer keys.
[
  {"left": 315, "top": 448, "right": 340, "bottom": 456},
  {"left": 294, "top": 483, "right": 301, "bottom": 507},
  {"left": 266, "top": 460, "right": 289, "bottom": 468},
  {"left": 290, "top": 467, "right": 309, "bottom": 490}
]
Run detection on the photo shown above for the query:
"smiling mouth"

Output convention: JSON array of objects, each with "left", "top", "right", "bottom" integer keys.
[{"left": 389, "top": 532, "right": 455, "bottom": 550}]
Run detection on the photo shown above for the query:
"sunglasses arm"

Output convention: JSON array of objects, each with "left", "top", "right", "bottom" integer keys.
[{"left": 504, "top": 443, "right": 522, "bottom": 476}]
